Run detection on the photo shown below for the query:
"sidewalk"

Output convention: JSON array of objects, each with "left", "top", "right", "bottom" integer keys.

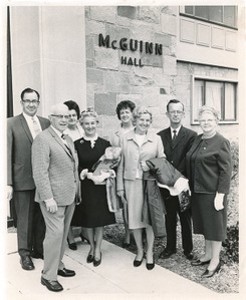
[{"left": 5, "top": 232, "right": 215, "bottom": 299}]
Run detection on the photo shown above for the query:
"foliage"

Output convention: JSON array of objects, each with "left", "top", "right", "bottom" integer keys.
[
  {"left": 222, "top": 222, "right": 239, "bottom": 264},
  {"left": 230, "top": 140, "right": 239, "bottom": 180}
]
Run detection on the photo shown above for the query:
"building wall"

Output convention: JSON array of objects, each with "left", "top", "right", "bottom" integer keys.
[
  {"left": 9, "top": 5, "right": 241, "bottom": 142},
  {"left": 176, "top": 62, "right": 239, "bottom": 140},
  {"left": 10, "top": 6, "right": 86, "bottom": 117},
  {"left": 85, "top": 6, "right": 239, "bottom": 141},
  {"left": 85, "top": 6, "right": 179, "bottom": 139}
]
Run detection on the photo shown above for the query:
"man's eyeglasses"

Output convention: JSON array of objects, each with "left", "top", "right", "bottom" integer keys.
[
  {"left": 168, "top": 110, "right": 183, "bottom": 115},
  {"left": 22, "top": 100, "right": 40, "bottom": 105},
  {"left": 51, "top": 114, "right": 69, "bottom": 120}
]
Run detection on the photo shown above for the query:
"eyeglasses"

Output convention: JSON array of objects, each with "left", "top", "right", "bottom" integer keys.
[
  {"left": 22, "top": 100, "right": 40, "bottom": 105},
  {"left": 51, "top": 114, "right": 69, "bottom": 120},
  {"left": 199, "top": 119, "right": 216, "bottom": 124},
  {"left": 168, "top": 110, "right": 183, "bottom": 115}
]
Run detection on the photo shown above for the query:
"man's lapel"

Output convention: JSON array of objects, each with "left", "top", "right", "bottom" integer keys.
[
  {"left": 19, "top": 114, "right": 33, "bottom": 143},
  {"left": 171, "top": 126, "right": 185, "bottom": 149},
  {"left": 48, "top": 127, "right": 73, "bottom": 158}
]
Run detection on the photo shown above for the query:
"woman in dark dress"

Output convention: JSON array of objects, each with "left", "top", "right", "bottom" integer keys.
[
  {"left": 73, "top": 108, "right": 115, "bottom": 267},
  {"left": 186, "top": 106, "right": 232, "bottom": 278}
]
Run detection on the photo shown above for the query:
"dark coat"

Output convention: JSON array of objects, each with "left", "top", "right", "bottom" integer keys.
[
  {"left": 186, "top": 133, "right": 232, "bottom": 194},
  {"left": 158, "top": 126, "right": 197, "bottom": 176},
  {"left": 7, "top": 114, "right": 50, "bottom": 191},
  {"left": 142, "top": 178, "right": 166, "bottom": 237}
]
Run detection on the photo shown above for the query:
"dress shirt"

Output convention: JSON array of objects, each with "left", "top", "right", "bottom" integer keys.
[
  {"left": 171, "top": 125, "right": 181, "bottom": 139},
  {"left": 23, "top": 112, "right": 42, "bottom": 139}
]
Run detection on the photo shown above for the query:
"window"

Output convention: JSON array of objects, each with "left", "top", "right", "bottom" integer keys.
[
  {"left": 181, "top": 6, "right": 238, "bottom": 29},
  {"left": 192, "top": 78, "right": 237, "bottom": 123}
]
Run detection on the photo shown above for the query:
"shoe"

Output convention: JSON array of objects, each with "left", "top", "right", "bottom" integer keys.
[
  {"left": 80, "top": 233, "right": 89, "bottom": 244},
  {"left": 184, "top": 252, "right": 194, "bottom": 260},
  {"left": 93, "top": 253, "right": 102, "bottom": 267},
  {"left": 41, "top": 277, "right": 63, "bottom": 292},
  {"left": 191, "top": 259, "right": 210, "bottom": 266},
  {"left": 57, "top": 267, "right": 75, "bottom": 277},
  {"left": 20, "top": 256, "right": 35, "bottom": 270},
  {"left": 122, "top": 242, "right": 130, "bottom": 248},
  {"left": 201, "top": 262, "right": 221, "bottom": 278},
  {"left": 86, "top": 254, "right": 94, "bottom": 263},
  {"left": 146, "top": 257, "right": 155, "bottom": 270},
  {"left": 31, "top": 252, "right": 44, "bottom": 259},
  {"left": 67, "top": 238, "right": 77, "bottom": 250},
  {"left": 133, "top": 255, "right": 143, "bottom": 267},
  {"left": 159, "top": 249, "right": 176, "bottom": 259}
]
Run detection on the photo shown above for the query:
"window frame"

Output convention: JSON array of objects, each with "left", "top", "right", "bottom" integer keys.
[
  {"left": 180, "top": 6, "right": 238, "bottom": 30},
  {"left": 191, "top": 75, "right": 238, "bottom": 125}
]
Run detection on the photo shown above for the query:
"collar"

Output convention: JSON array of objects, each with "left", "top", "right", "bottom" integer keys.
[
  {"left": 22, "top": 112, "right": 38, "bottom": 121},
  {"left": 50, "top": 125, "right": 63, "bottom": 138},
  {"left": 83, "top": 133, "right": 98, "bottom": 142},
  {"left": 126, "top": 129, "right": 154, "bottom": 143},
  {"left": 171, "top": 125, "right": 182, "bottom": 135}
]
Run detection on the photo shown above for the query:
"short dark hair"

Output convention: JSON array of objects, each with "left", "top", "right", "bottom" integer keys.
[
  {"left": 63, "top": 100, "right": 80, "bottom": 119},
  {"left": 116, "top": 100, "right": 136, "bottom": 120},
  {"left": 21, "top": 88, "right": 40, "bottom": 101},
  {"left": 166, "top": 99, "right": 184, "bottom": 112}
]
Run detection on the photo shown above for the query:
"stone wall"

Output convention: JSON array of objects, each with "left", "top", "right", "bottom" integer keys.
[
  {"left": 85, "top": 6, "right": 239, "bottom": 141},
  {"left": 85, "top": 6, "right": 178, "bottom": 139}
]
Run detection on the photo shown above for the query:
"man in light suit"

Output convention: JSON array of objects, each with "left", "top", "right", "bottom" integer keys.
[
  {"left": 32, "top": 103, "right": 79, "bottom": 292},
  {"left": 158, "top": 99, "right": 197, "bottom": 260},
  {"left": 7, "top": 88, "right": 50, "bottom": 270}
]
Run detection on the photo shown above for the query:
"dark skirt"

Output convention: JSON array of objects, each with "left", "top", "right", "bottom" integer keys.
[
  {"left": 191, "top": 193, "right": 227, "bottom": 242},
  {"left": 71, "top": 178, "right": 115, "bottom": 228}
]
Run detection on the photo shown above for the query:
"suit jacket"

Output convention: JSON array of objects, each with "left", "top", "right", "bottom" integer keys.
[
  {"left": 186, "top": 133, "right": 232, "bottom": 194},
  {"left": 7, "top": 114, "right": 50, "bottom": 191},
  {"left": 31, "top": 126, "right": 79, "bottom": 206},
  {"left": 157, "top": 126, "right": 197, "bottom": 177}
]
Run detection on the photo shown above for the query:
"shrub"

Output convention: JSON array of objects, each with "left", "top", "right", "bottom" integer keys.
[
  {"left": 230, "top": 140, "right": 239, "bottom": 180},
  {"left": 222, "top": 221, "right": 239, "bottom": 263}
]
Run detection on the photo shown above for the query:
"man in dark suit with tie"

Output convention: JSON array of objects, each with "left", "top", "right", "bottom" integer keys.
[
  {"left": 7, "top": 88, "right": 50, "bottom": 270},
  {"left": 32, "top": 103, "right": 79, "bottom": 292},
  {"left": 158, "top": 99, "right": 197, "bottom": 260}
]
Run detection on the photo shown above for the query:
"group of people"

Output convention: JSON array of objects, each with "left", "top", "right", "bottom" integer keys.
[{"left": 7, "top": 87, "right": 232, "bottom": 292}]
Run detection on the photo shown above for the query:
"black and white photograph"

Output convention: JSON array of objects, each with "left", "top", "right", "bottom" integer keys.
[{"left": 0, "top": 0, "right": 245, "bottom": 299}]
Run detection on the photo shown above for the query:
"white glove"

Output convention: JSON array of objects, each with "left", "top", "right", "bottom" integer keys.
[
  {"left": 214, "top": 193, "right": 224, "bottom": 211},
  {"left": 7, "top": 185, "right": 13, "bottom": 201},
  {"left": 80, "top": 169, "right": 89, "bottom": 180},
  {"left": 44, "top": 198, "right": 58, "bottom": 213}
]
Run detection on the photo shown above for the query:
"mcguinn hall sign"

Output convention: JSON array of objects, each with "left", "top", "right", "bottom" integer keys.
[{"left": 98, "top": 34, "right": 163, "bottom": 67}]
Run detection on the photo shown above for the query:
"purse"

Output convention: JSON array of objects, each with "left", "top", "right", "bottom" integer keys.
[{"left": 178, "top": 190, "right": 191, "bottom": 212}]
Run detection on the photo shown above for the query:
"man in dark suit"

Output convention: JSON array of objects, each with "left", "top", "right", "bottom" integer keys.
[
  {"left": 32, "top": 103, "right": 79, "bottom": 292},
  {"left": 157, "top": 99, "right": 197, "bottom": 260},
  {"left": 7, "top": 87, "right": 50, "bottom": 270}
]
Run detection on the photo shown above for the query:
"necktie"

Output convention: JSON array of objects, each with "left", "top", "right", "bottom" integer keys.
[
  {"left": 61, "top": 134, "right": 72, "bottom": 156},
  {"left": 172, "top": 129, "right": 177, "bottom": 141},
  {"left": 32, "top": 117, "right": 41, "bottom": 138}
]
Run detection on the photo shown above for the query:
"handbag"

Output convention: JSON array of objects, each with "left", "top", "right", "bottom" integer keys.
[{"left": 178, "top": 190, "right": 191, "bottom": 212}]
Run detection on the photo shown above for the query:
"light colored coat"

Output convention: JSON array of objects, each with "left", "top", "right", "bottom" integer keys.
[
  {"left": 32, "top": 126, "right": 79, "bottom": 206},
  {"left": 117, "top": 129, "right": 164, "bottom": 192}
]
